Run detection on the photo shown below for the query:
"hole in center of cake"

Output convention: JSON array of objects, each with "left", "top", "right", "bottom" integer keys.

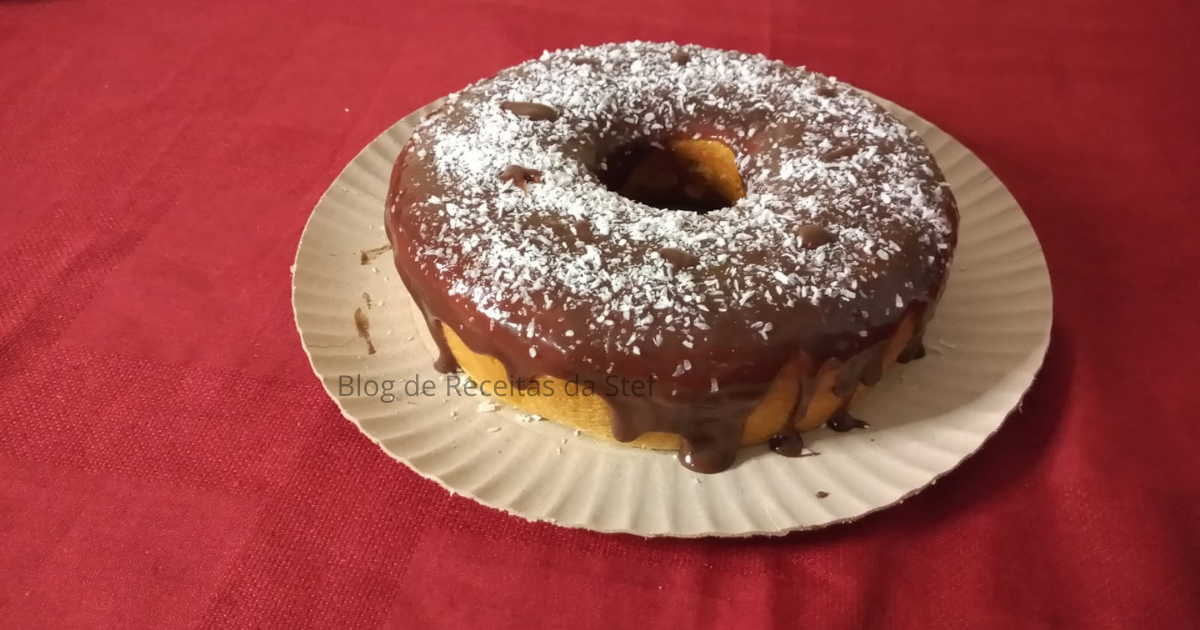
[{"left": 597, "top": 138, "right": 745, "bottom": 213}]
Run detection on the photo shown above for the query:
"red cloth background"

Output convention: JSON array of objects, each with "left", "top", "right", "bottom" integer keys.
[{"left": 2, "top": 0, "right": 1199, "bottom": 628}]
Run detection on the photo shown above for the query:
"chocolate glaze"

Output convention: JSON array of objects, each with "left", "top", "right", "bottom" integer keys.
[
  {"left": 898, "top": 342, "right": 927, "bottom": 363},
  {"left": 820, "top": 145, "right": 859, "bottom": 162},
  {"left": 897, "top": 311, "right": 933, "bottom": 363},
  {"left": 659, "top": 247, "right": 700, "bottom": 270},
  {"left": 384, "top": 43, "right": 959, "bottom": 473},
  {"left": 827, "top": 413, "right": 869, "bottom": 432},
  {"left": 796, "top": 224, "right": 837, "bottom": 250},
  {"left": 499, "top": 101, "right": 559, "bottom": 121},
  {"left": 499, "top": 164, "right": 543, "bottom": 193},
  {"left": 768, "top": 430, "right": 807, "bottom": 457}
]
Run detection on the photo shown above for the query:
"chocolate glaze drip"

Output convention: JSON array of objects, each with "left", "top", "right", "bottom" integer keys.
[
  {"left": 827, "top": 412, "right": 868, "bottom": 432},
  {"left": 768, "top": 430, "right": 806, "bottom": 457},
  {"left": 384, "top": 44, "right": 958, "bottom": 473},
  {"left": 833, "top": 341, "right": 889, "bottom": 398},
  {"left": 898, "top": 310, "right": 933, "bottom": 364},
  {"left": 403, "top": 279, "right": 459, "bottom": 374},
  {"left": 770, "top": 357, "right": 823, "bottom": 458},
  {"left": 898, "top": 342, "right": 926, "bottom": 363},
  {"left": 359, "top": 243, "right": 392, "bottom": 265},
  {"left": 353, "top": 307, "right": 376, "bottom": 355}
]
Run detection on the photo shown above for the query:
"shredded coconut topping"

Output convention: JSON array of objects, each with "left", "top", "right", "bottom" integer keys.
[{"left": 395, "top": 42, "right": 954, "bottom": 362}]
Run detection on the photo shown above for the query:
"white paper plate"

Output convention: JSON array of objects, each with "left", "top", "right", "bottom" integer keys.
[{"left": 292, "top": 93, "right": 1052, "bottom": 537}]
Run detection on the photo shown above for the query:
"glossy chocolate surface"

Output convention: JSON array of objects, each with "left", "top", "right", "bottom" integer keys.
[{"left": 384, "top": 43, "right": 958, "bottom": 472}]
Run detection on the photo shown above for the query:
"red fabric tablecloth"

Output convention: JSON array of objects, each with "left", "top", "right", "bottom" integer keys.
[{"left": 3, "top": 1, "right": 1199, "bottom": 628}]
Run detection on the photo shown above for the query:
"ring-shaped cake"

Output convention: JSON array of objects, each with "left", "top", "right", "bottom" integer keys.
[{"left": 385, "top": 42, "right": 958, "bottom": 473}]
